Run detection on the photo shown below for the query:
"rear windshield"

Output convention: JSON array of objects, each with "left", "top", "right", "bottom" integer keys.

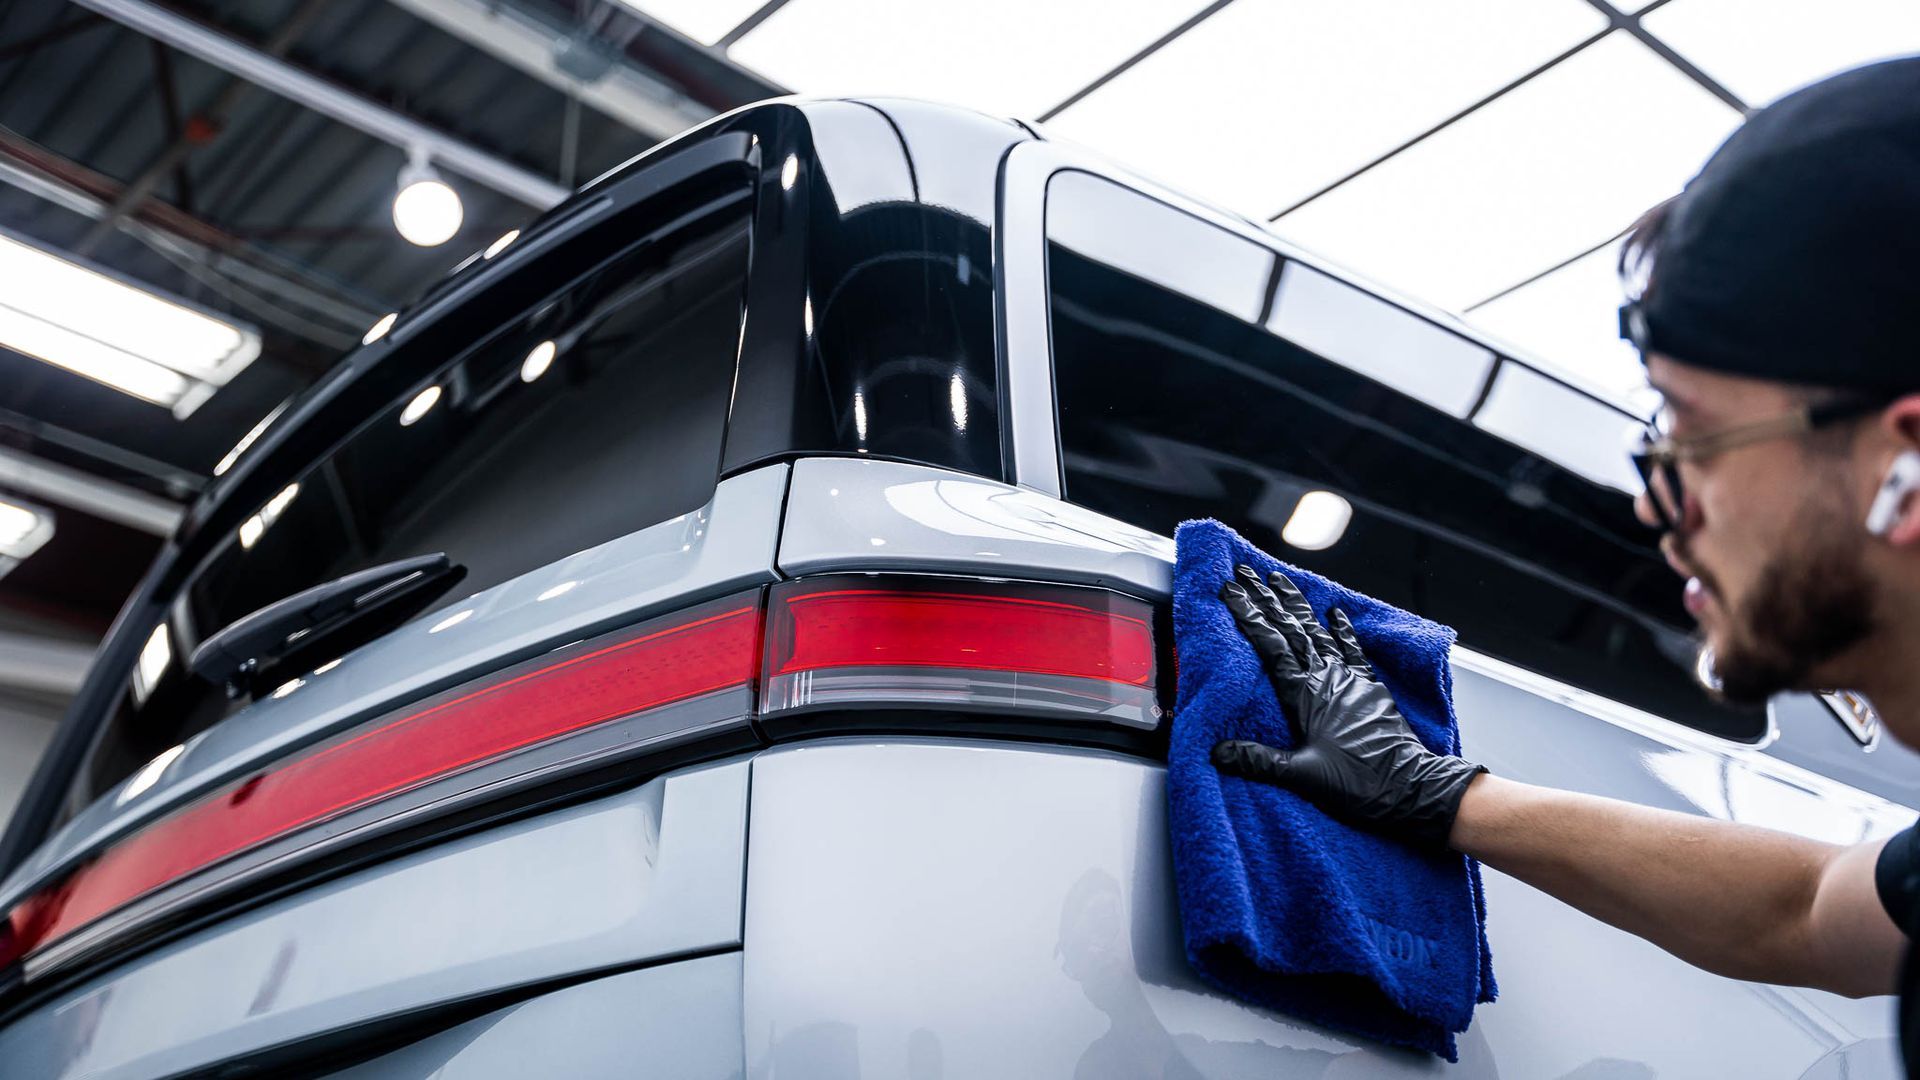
[
  {"left": 82, "top": 192, "right": 753, "bottom": 798},
  {"left": 1044, "top": 171, "right": 1762, "bottom": 741}
]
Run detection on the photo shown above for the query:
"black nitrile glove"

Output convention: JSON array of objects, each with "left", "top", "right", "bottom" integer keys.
[{"left": 1211, "top": 564, "right": 1486, "bottom": 849}]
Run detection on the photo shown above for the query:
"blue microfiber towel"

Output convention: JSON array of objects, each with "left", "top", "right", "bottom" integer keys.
[{"left": 1169, "top": 518, "right": 1496, "bottom": 1061}]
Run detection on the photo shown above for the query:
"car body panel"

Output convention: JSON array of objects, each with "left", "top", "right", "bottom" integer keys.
[
  {"left": 0, "top": 759, "right": 749, "bottom": 1080},
  {"left": 742, "top": 739, "right": 1900, "bottom": 1079},
  {"left": 323, "top": 953, "right": 744, "bottom": 1079},
  {"left": 777, "top": 456, "right": 1173, "bottom": 598},
  {"left": 0, "top": 462, "right": 786, "bottom": 913}
]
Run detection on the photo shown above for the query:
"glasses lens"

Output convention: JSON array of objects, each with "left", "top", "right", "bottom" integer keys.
[
  {"left": 1630, "top": 426, "right": 1683, "bottom": 531},
  {"left": 1653, "top": 460, "right": 1683, "bottom": 528}
]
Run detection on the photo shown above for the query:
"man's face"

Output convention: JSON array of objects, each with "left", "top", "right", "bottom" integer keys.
[{"left": 1639, "top": 355, "right": 1878, "bottom": 703}]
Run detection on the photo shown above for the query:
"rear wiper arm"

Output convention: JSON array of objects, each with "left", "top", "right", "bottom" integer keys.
[{"left": 189, "top": 553, "right": 466, "bottom": 693}]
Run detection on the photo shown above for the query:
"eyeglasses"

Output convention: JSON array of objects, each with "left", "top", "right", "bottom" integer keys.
[{"left": 1631, "top": 396, "right": 1887, "bottom": 532}]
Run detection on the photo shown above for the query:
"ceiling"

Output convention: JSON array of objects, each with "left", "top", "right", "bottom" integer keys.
[
  {"left": 0, "top": 0, "right": 1915, "bottom": 643},
  {"left": 677, "top": 0, "right": 1917, "bottom": 405},
  {"left": 0, "top": 0, "right": 771, "bottom": 638}
]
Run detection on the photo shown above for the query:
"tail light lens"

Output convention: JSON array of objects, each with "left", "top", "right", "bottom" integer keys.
[
  {"left": 762, "top": 576, "right": 1161, "bottom": 730},
  {"left": 0, "top": 593, "right": 761, "bottom": 974},
  {"left": 0, "top": 575, "right": 1162, "bottom": 983}
]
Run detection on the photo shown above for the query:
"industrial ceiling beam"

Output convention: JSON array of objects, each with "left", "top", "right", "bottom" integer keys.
[
  {"left": 1037, "top": 0, "right": 1238, "bottom": 122},
  {"left": 0, "top": 630, "right": 93, "bottom": 697},
  {"left": 0, "top": 134, "right": 381, "bottom": 350},
  {"left": 66, "top": 0, "right": 571, "bottom": 209},
  {"left": 0, "top": 13, "right": 104, "bottom": 64},
  {"left": 0, "top": 447, "right": 184, "bottom": 538},
  {"left": 716, "top": 0, "right": 794, "bottom": 48},
  {"left": 385, "top": 0, "right": 711, "bottom": 140},
  {"left": 75, "top": 0, "right": 333, "bottom": 255}
]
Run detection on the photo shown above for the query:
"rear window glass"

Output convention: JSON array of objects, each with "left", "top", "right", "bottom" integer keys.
[
  {"left": 84, "top": 193, "right": 752, "bottom": 797},
  {"left": 1043, "top": 171, "right": 1761, "bottom": 741}
]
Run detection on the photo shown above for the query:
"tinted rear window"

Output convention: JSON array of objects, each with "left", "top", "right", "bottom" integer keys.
[
  {"left": 1044, "top": 171, "right": 1761, "bottom": 741},
  {"left": 85, "top": 192, "right": 752, "bottom": 796}
]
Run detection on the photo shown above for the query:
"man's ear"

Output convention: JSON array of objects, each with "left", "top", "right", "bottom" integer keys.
[{"left": 1875, "top": 397, "right": 1920, "bottom": 546}]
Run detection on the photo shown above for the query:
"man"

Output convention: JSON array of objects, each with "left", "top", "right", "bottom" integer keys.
[{"left": 1210, "top": 56, "right": 1920, "bottom": 1072}]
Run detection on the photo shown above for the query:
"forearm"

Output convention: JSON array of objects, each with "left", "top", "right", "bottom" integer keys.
[{"left": 1449, "top": 774, "right": 1850, "bottom": 988}]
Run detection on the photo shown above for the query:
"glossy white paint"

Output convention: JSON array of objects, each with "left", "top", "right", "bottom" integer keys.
[
  {"left": 996, "top": 139, "right": 1063, "bottom": 498},
  {"left": 0, "top": 759, "right": 751, "bottom": 1080},
  {"left": 779, "top": 456, "right": 1172, "bottom": 597},
  {"left": 743, "top": 738, "right": 1901, "bottom": 1079},
  {"left": 325, "top": 953, "right": 745, "bottom": 1079}
]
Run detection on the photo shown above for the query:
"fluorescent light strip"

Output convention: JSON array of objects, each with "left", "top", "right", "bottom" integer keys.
[
  {"left": 728, "top": 0, "right": 1216, "bottom": 119},
  {"left": 0, "top": 232, "right": 260, "bottom": 414},
  {"left": 1043, "top": 0, "right": 1607, "bottom": 219},
  {"left": 0, "top": 495, "right": 54, "bottom": 579},
  {"left": 0, "top": 499, "right": 43, "bottom": 551},
  {"left": 1641, "top": 0, "right": 1920, "bottom": 107},
  {"left": 1273, "top": 33, "right": 1741, "bottom": 312},
  {"left": 1466, "top": 242, "right": 1658, "bottom": 406},
  {"left": 0, "top": 305, "right": 189, "bottom": 406}
]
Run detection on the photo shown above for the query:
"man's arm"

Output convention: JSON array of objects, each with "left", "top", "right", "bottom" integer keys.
[
  {"left": 1449, "top": 774, "right": 1904, "bottom": 998},
  {"left": 1210, "top": 566, "right": 1907, "bottom": 998}
]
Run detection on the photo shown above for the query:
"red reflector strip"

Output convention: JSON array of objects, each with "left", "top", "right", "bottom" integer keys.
[
  {"left": 1, "top": 597, "right": 760, "bottom": 970},
  {"left": 766, "top": 581, "right": 1154, "bottom": 685}
]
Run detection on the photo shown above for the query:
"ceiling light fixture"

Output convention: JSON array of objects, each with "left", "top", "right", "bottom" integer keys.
[
  {"left": 392, "top": 150, "right": 464, "bottom": 247},
  {"left": 0, "top": 228, "right": 261, "bottom": 417},
  {"left": 0, "top": 494, "right": 55, "bottom": 580}
]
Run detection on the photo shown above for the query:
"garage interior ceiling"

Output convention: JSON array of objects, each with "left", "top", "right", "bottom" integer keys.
[
  {"left": 704, "top": 0, "right": 1916, "bottom": 405},
  {"left": 0, "top": 0, "right": 1915, "bottom": 651}
]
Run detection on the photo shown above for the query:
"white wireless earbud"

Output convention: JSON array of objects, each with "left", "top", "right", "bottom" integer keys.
[{"left": 1865, "top": 449, "right": 1920, "bottom": 536}]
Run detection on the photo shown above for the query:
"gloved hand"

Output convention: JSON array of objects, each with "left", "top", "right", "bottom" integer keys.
[{"left": 1211, "top": 564, "right": 1486, "bottom": 849}]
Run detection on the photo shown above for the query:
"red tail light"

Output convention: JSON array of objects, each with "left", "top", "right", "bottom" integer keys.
[
  {"left": 0, "top": 575, "right": 1162, "bottom": 981},
  {"left": 0, "top": 594, "right": 761, "bottom": 972},
  {"left": 762, "top": 576, "right": 1160, "bottom": 729}
]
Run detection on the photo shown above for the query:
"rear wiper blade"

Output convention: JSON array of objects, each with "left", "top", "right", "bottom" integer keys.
[{"left": 189, "top": 553, "right": 466, "bottom": 693}]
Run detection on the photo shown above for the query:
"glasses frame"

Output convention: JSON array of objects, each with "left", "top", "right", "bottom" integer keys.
[{"left": 1630, "top": 396, "right": 1889, "bottom": 532}]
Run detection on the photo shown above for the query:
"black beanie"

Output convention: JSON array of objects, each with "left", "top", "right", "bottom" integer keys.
[{"left": 1623, "top": 56, "right": 1920, "bottom": 394}]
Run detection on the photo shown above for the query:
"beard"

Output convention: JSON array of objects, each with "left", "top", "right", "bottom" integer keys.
[{"left": 1697, "top": 491, "right": 1876, "bottom": 705}]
